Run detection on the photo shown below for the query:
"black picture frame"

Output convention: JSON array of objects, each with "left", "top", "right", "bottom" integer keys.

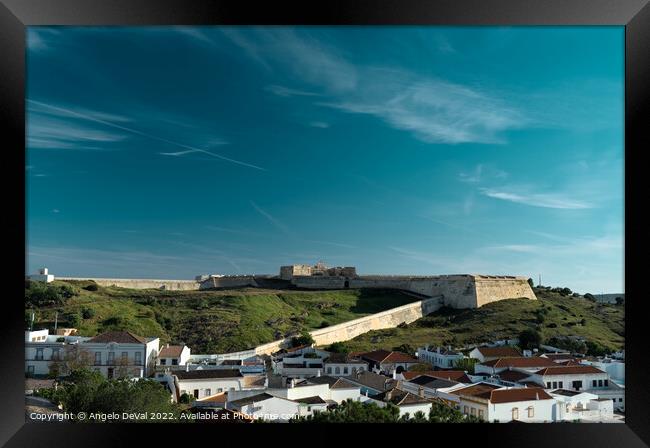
[{"left": 1, "top": 0, "right": 647, "bottom": 446}]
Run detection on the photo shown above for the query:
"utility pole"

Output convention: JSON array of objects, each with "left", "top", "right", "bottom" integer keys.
[{"left": 54, "top": 311, "right": 58, "bottom": 331}]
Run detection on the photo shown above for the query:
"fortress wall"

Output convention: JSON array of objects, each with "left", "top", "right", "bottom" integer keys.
[
  {"left": 251, "top": 296, "right": 443, "bottom": 355},
  {"left": 474, "top": 276, "right": 536, "bottom": 307},
  {"left": 58, "top": 277, "right": 200, "bottom": 291},
  {"left": 430, "top": 275, "right": 478, "bottom": 309},
  {"left": 292, "top": 276, "right": 346, "bottom": 289},
  {"left": 199, "top": 276, "right": 259, "bottom": 290}
]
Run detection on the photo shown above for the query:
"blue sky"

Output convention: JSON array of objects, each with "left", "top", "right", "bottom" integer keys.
[{"left": 26, "top": 26, "right": 624, "bottom": 293}]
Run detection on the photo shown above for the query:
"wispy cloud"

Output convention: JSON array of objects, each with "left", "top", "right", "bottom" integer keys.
[
  {"left": 250, "top": 201, "right": 291, "bottom": 235},
  {"left": 307, "top": 240, "right": 357, "bottom": 249},
  {"left": 309, "top": 121, "right": 330, "bottom": 129},
  {"left": 28, "top": 99, "right": 265, "bottom": 171},
  {"left": 480, "top": 187, "right": 593, "bottom": 210},
  {"left": 458, "top": 165, "right": 483, "bottom": 183},
  {"left": 265, "top": 85, "right": 321, "bottom": 98}
]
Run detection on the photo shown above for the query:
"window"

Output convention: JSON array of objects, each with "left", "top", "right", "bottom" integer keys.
[
  {"left": 598, "top": 380, "right": 603, "bottom": 387},
  {"left": 160, "top": 359, "right": 166, "bottom": 365},
  {"left": 343, "top": 367, "right": 349, "bottom": 375},
  {"left": 205, "top": 389, "right": 211, "bottom": 397},
  {"left": 172, "top": 359, "right": 178, "bottom": 365},
  {"left": 470, "top": 408, "right": 476, "bottom": 416},
  {"left": 135, "top": 352, "right": 142, "bottom": 365},
  {"left": 463, "top": 406, "right": 468, "bottom": 415},
  {"left": 327, "top": 367, "right": 332, "bottom": 374},
  {"left": 193, "top": 389, "right": 199, "bottom": 398},
  {"left": 478, "top": 409, "right": 484, "bottom": 420},
  {"left": 35, "top": 348, "right": 43, "bottom": 361},
  {"left": 217, "top": 388, "right": 223, "bottom": 393},
  {"left": 528, "top": 407, "right": 534, "bottom": 418},
  {"left": 52, "top": 348, "right": 60, "bottom": 360},
  {"left": 122, "top": 352, "right": 128, "bottom": 362},
  {"left": 512, "top": 408, "right": 519, "bottom": 420},
  {"left": 604, "top": 380, "right": 609, "bottom": 387},
  {"left": 572, "top": 380, "right": 582, "bottom": 391},
  {"left": 558, "top": 381, "right": 563, "bottom": 388},
  {"left": 27, "top": 366, "right": 35, "bottom": 375},
  {"left": 95, "top": 352, "right": 101, "bottom": 364},
  {"left": 546, "top": 382, "right": 551, "bottom": 388},
  {"left": 335, "top": 366, "right": 341, "bottom": 375},
  {"left": 552, "top": 382, "right": 557, "bottom": 389},
  {"left": 593, "top": 380, "right": 598, "bottom": 387},
  {"left": 108, "top": 352, "right": 115, "bottom": 364}
]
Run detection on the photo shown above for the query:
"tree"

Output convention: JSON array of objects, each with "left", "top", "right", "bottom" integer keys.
[
  {"left": 291, "top": 331, "right": 315, "bottom": 347},
  {"left": 453, "top": 357, "right": 478, "bottom": 374},
  {"left": 527, "top": 278, "right": 535, "bottom": 288},
  {"left": 52, "top": 368, "right": 181, "bottom": 421},
  {"left": 327, "top": 342, "right": 350, "bottom": 354},
  {"left": 518, "top": 328, "right": 542, "bottom": 350},
  {"left": 84, "top": 283, "right": 99, "bottom": 292},
  {"left": 584, "top": 293, "right": 596, "bottom": 302},
  {"left": 65, "top": 312, "right": 82, "bottom": 328},
  {"left": 615, "top": 297, "right": 624, "bottom": 306}
]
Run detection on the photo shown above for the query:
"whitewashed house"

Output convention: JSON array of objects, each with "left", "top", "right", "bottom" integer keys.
[
  {"left": 323, "top": 353, "right": 368, "bottom": 377},
  {"left": 25, "top": 329, "right": 89, "bottom": 377},
  {"left": 303, "top": 375, "right": 363, "bottom": 404},
  {"left": 172, "top": 368, "right": 255, "bottom": 401},
  {"left": 451, "top": 383, "right": 555, "bottom": 422},
  {"left": 416, "top": 346, "right": 464, "bottom": 369},
  {"left": 157, "top": 344, "right": 191, "bottom": 367},
  {"left": 475, "top": 356, "right": 558, "bottom": 376},
  {"left": 549, "top": 389, "right": 615, "bottom": 422},
  {"left": 469, "top": 346, "right": 521, "bottom": 363},
  {"left": 400, "top": 374, "right": 461, "bottom": 401},
  {"left": 27, "top": 268, "right": 54, "bottom": 283},
  {"left": 83, "top": 331, "right": 160, "bottom": 378},
  {"left": 357, "top": 350, "right": 419, "bottom": 374}
]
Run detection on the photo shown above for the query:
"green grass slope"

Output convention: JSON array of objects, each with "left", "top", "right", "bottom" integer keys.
[
  {"left": 338, "top": 287, "right": 624, "bottom": 354},
  {"left": 26, "top": 281, "right": 416, "bottom": 353}
]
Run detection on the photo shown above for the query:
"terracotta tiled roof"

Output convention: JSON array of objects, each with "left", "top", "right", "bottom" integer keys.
[
  {"left": 489, "top": 388, "right": 553, "bottom": 404},
  {"left": 324, "top": 353, "right": 368, "bottom": 364},
  {"left": 87, "top": 331, "right": 146, "bottom": 344},
  {"left": 159, "top": 345, "right": 185, "bottom": 358},
  {"left": 534, "top": 365, "right": 606, "bottom": 376},
  {"left": 344, "top": 371, "right": 397, "bottom": 392},
  {"left": 539, "top": 353, "right": 575, "bottom": 361},
  {"left": 480, "top": 357, "right": 557, "bottom": 369},
  {"left": 497, "top": 370, "right": 532, "bottom": 383},
  {"left": 175, "top": 369, "right": 243, "bottom": 380},
  {"left": 451, "top": 383, "right": 501, "bottom": 399},
  {"left": 308, "top": 376, "right": 358, "bottom": 389},
  {"left": 402, "top": 370, "right": 471, "bottom": 383},
  {"left": 475, "top": 346, "right": 522, "bottom": 358},
  {"left": 360, "top": 350, "right": 418, "bottom": 364}
]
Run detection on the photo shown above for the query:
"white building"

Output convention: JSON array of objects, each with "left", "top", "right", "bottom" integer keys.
[
  {"left": 27, "top": 268, "right": 54, "bottom": 283},
  {"left": 451, "top": 383, "right": 555, "bottom": 422},
  {"left": 157, "top": 344, "right": 191, "bottom": 367},
  {"left": 475, "top": 356, "right": 558, "bottom": 376},
  {"left": 357, "top": 350, "right": 419, "bottom": 375},
  {"left": 83, "top": 331, "right": 159, "bottom": 378},
  {"left": 226, "top": 393, "right": 315, "bottom": 421},
  {"left": 25, "top": 329, "right": 89, "bottom": 377},
  {"left": 469, "top": 346, "right": 522, "bottom": 363},
  {"left": 400, "top": 374, "right": 462, "bottom": 402},
  {"left": 171, "top": 368, "right": 265, "bottom": 401},
  {"left": 549, "top": 389, "right": 615, "bottom": 422},
  {"left": 25, "top": 329, "right": 157, "bottom": 379},
  {"left": 416, "top": 346, "right": 465, "bottom": 369},
  {"left": 323, "top": 353, "right": 368, "bottom": 377}
]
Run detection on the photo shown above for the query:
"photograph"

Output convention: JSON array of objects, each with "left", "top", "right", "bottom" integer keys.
[{"left": 23, "top": 25, "right": 625, "bottom": 424}]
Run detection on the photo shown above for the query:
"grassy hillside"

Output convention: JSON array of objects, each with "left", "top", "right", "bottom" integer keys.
[
  {"left": 25, "top": 281, "right": 415, "bottom": 353},
  {"left": 337, "top": 287, "right": 624, "bottom": 354}
]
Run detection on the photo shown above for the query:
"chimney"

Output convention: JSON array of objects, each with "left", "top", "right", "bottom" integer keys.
[
  {"left": 185, "top": 363, "right": 189, "bottom": 372},
  {"left": 536, "top": 392, "right": 539, "bottom": 400},
  {"left": 418, "top": 386, "right": 425, "bottom": 398},
  {"left": 290, "top": 378, "right": 295, "bottom": 388},
  {"left": 317, "top": 369, "right": 321, "bottom": 377},
  {"left": 385, "top": 389, "right": 393, "bottom": 401},
  {"left": 392, "top": 369, "right": 397, "bottom": 380}
]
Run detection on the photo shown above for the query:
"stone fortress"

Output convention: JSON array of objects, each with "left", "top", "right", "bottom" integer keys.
[
  {"left": 276, "top": 262, "right": 537, "bottom": 309},
  {"left": 45, "top": 260, "right": 537, "bottom": 310}
]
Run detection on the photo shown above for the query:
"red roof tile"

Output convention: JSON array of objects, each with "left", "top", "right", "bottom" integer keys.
[
  {"left": 481, "top": 357, "right": 557, "bottom": 369},
  {"left": 402, "top": 370, "right": 472, "bottom": 383},
  {"left": 534, "top": 365, "right": 606, "bottom": 376},
  {"left": 451, "top": 383, "right": 501, "bottom": 399},
  {"left": 159, "top": 345, "right": 185, "bottom": 358},
  {"left": 87, "top": 331, "right": 146, "bottom": 344},
  {"left": 489, "top": 388, "right": 553, "bottom": 404},
  {"left": 475, "top": 346, "right": 521, "bottom": 358},
  {"left": 360, "top": 350, "right": 417, "bottom": 364}
]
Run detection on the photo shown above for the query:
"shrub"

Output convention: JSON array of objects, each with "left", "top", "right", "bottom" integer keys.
[
  {"left": 584, "top": 293, "right": 596, "bottom": 302},
  {"left": 291, "top": 331, "right": 314, "bottom": 347},
  {"left": 319, "top": 321, "right": 329, "bottom": 328},
  {"left": 327, "top": 342, "right": 350, "bottom": 354},
  {"left": 84, "top": 283, "right": 99, "bottom": 292},
  {"left": 65, "top": 312, "right": 81, "bottom": 328},
  {"left": 179, "top": 393, "right": 191, "bottom": 404},
  {"left": 518, "top": 328, "right": 542, "bottom": 350},
  {"left": 81, "top": 308, "right": 96, "bottom": 319}
]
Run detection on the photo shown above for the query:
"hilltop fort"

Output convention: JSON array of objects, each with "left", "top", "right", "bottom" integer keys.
[{"left": 49, "top": 260, "right": 536, "bottom": 309}]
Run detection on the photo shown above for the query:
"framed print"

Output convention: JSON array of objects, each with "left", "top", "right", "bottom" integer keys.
[{"left": 1, "top": 0, "right": 648, "bottom": 446}]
